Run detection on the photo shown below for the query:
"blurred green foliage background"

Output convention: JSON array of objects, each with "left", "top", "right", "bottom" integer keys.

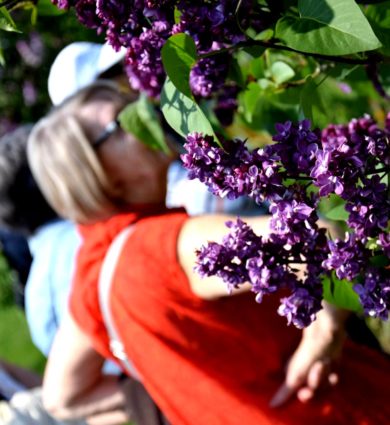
[{"left": 0, "top": 255, "right": 45, "bottom": 373}]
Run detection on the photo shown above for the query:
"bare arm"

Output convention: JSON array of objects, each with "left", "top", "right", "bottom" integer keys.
[
  {"left": 179, "top": 214, "right": 351, "bottom": 407},
  {"left": 42, "top": 312, "right": 128, "bottom": 425},
  {"left": 178, "top": 214, "right": 271, "bottom": 299}
]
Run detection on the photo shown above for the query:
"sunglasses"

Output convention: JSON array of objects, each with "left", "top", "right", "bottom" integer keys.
[{"left": 92, "top": 118, "right": 121, "bottom": 149}]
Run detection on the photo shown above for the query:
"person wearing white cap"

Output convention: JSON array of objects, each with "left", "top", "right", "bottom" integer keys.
[
  {"left": 47, "top": 42, "right": 264, "bottom": 218},
  {"left": 48, "top": 42, "right": 126, "bottom": 106}
]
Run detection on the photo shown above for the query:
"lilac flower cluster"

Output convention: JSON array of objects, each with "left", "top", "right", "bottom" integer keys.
[
  {"left": 311, "top": 114, "right": 390, "bottom": 200},
  {"left": 183, "top": 114, "right": 390, "bottom": 326},
  {"left": 52, "top": 0, "right": 267, "bottom": 122},
  {"left": 322, "top": 234, "right": 368, "bottom": 281},
  {"left": 354, "top": 268, "right": 390, "bottom": 320},
  {"left": 196, "top": 215, "right": 329, "bottom": 328},
  {"left": 181, "top": 132, "right": 283, "bottom": 202},
  {"left": 268, "top": 119, "right": 321, "bottom": 175}
]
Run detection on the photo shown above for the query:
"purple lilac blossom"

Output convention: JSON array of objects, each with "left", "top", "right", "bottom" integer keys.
[
  {"left": 338, "top": 82, "right": 352, "bottom": 94},
  {"left": 311, "top": 132, "right": 363, "bottom": 198},
  {"left": 378, "top": 233, "right": 390, "bottom": 259},
  {"left": 354, "top": 268, "right": 390, "bottom": 320},
  {"left": 345, "top": 175, "right": 390, "bottom": 240},
  {"left": 182, "top": 114, "right": 389, "bottom": 326},
  {"left": 190, "top": 54, "right": 230, "bottom": 98},
  {"left": 16, "top": 32, "right": 44, "bottom": 68},
  {"left": 323, "top": 233, "right": 368, "bottom": 281},
  {"left": 125, "top": 22, "right": 170, "bottom": 98},
  {"left": 270, "top": 119, "right": 321, "bottom": 175},
  {"left": 175, "top": 0, "right": 248, "bottom": 51},
  {"left": 52, "top": 0, "right": 75, "bottom": 9},
  {"left": 74, "top": 0, "right": 104, "bottom": 31},
  {"left": 182, "top": 133, "right": 283, "bottom": 202},
  {"left": 313, "top": 114, "right": 389, "bottom": 198},
  {"left": 196, "top": 217, "right": 327, "bottom": 327},
  {"left": 52, "top": 0, "right": 264, "bottom": 117},
  {"left": 269, "top": 197, "right": 316, "bottom": 245},
  {"left": 22, "top": 81, "right": 37, "bottom": 106},
  {"left": 278, "top": 286, "right": 323, "bottom": 329},
  {"left": 195, "top": 218, "right": 261, "bottom": 291}
]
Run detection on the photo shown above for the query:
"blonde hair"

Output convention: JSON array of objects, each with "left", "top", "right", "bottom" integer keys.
[{"left": 28, "top": 81, "right": 135, "bottom": 223}]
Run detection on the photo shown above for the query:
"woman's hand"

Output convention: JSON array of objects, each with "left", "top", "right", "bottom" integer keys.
[{"left": 270, "top": 304, "right": 349, "bottom": 408}]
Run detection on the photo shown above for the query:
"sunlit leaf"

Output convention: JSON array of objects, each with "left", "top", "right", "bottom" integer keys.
[
  {"left": 241, "top": 81, "right": 262, "bottom": 123},
  {"left": 300, "top": 76, "right": 328, "bottom": 126},
  {"left": 325, "top": 203, "right": 349, "bottom": 221},
  {"left": 0, "top": 45, "right": 4, "bottom": 67},
  {"left": 323, "top": 275, "right": 362, "bottom": 312},
  {"left": 276, "top": 0, "right": 382, "bottom": 55},
  {"left": 161, "top": 77, "right": 218, "bottom": 143},
  {"left": 118, "top": 96, "right": 169, "bottom": 153},
  {"left": 161, "top": 33, "right": 197, "bottom": 98},
  {"left": 270, "top": 61, "right": 295, "bottom": 85},
  {"left": 0, "top": 7, "right": 19, "bottom": 32}
]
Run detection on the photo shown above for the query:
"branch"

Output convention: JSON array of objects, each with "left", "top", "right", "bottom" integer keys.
[{"left": 200, "top": 40, "right": 384, "bottom": 66}]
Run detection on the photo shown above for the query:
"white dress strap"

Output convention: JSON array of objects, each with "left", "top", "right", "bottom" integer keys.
[{"left": 98, "top": 225, "right": 142, "bottom": 381}]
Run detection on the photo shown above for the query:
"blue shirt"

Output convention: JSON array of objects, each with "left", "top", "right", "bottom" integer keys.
[
  {"left": 166, "top": 161, "right": 268, "bottom": 216},
  {"left": 26, "top": 220, "right": 81, "bottom": 356}
]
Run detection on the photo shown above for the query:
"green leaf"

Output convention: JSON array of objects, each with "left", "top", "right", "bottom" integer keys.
[
  {"left": 258, "top": 78, "right": 277, "bottom": 90},
  {"left": 270, "top": 61, "right": 295, "bottom": 85},
  {"left": 0, "top": 7, "right": 19, "bottom": 32},
  {"left": 30, "top": 5, "right": 38, "bottom": 25},
  {"left": 0, "top": 45, "right": 4, "bottom": 67},
  {"left": 238, "top": 85, "right": 300, "bottom": 132},
  {"left": 250, "top": 56, "right": 265, "bottom": 79},
  {"left": 241, "top": 81, "right": 262, "bottom": 123},
  {"left": 369, "top": 255, "right": 389, "bottom": 268},
  {"left": 174, "top": 6, "right": 182, "bottom": 24},
  {"left": 137, "top": 94, "right": 170, "bottom": 153},
  {"left": 322, "top": 275, "right": 362, "bottom": 312},
  {"left": 325, "top": 203, "right": 349, "bottom": 221},
  {"left": 324, "top": 63, "right": 360, "bottom": 80},
  {"left": 118, "top": 96, "right": 169, "bottom": 153},
  {"left": 161, "top": 33, "right": 197, "bottom": 98},
  {"left": 228, "top": 57, "right": 245, "bottom": 87},
  {"left": 254, "top": 28, "right": 274, "bottom": 41},
  {"left": 276, "top": 0, "right": 382, "bottom": 55},
  {"left": 37, "top": 0, "right": 66, "bottom": 16},
  {"left": 366, "top": 2, "right": 390, "bottom": 55},
  {"left": 300, "top": 76, "right": 327, "bottom": 125},
  {"left": 160, "top": 77, "right": 218, "bottom": 143}
]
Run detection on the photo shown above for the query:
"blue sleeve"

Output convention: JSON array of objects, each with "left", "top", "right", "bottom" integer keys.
[
  {"left": 25, "top": 222, "right": 81, "bottom": 356},
  {"left": 25, "top": 250, "right": 59, "bottom": 357}
]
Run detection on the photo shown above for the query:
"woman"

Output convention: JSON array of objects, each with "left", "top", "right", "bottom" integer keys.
[{"left": 28, "top": 81, "right": 390, "bottom": 425}]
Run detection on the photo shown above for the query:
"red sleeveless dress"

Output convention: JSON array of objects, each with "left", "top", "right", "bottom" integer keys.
[{"left": 70, "top": 210, "right": 390, "bottom": 425}]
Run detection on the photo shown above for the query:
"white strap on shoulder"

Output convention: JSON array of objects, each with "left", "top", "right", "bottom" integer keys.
[{"left": 98, "top": 225, "right": 142, "bottom": 381}]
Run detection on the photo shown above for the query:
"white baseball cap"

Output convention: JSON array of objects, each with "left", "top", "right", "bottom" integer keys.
[{"left": 48, "top": 42, "right": 126, "bottom": 106}]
